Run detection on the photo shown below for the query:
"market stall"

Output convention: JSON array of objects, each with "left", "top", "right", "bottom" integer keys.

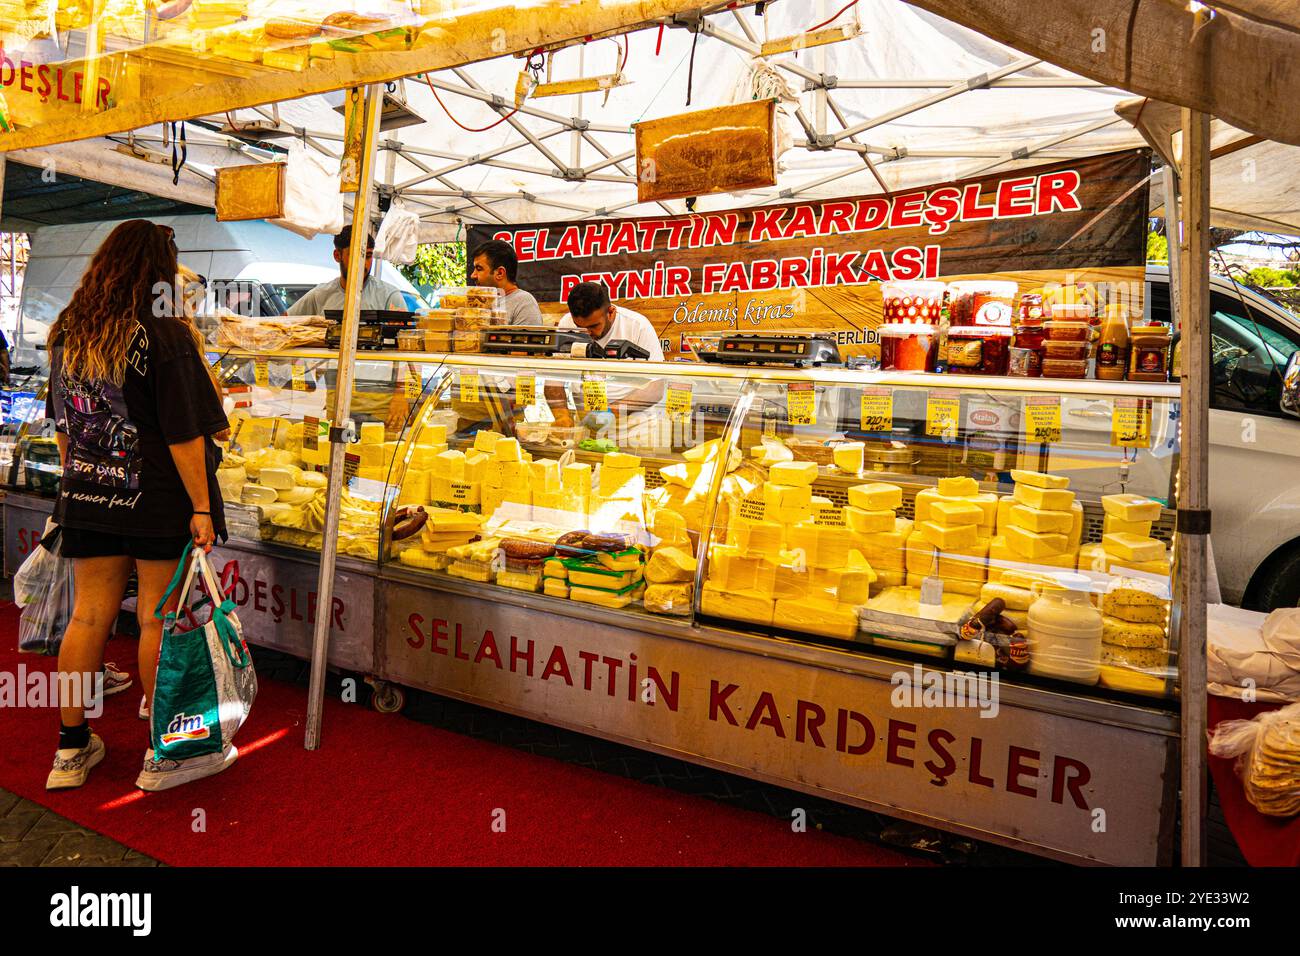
[{"left": 6, "top": 0, "right": 1300, "bottom": 867}]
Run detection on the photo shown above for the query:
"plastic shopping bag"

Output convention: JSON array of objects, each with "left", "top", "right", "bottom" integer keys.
[
  {"left": 16, "top": 522, "right": 74, "bottom": 655},
  {"left": 1208, "top": 701, "right": 1300, "bottom": 817},
  {"left": 374, "top": 199, "right": 421, "bottom": 264},
  {"left": 150, "top": 542, "right": 257, "bottom": 763},
  {"left": 271, "top": 139, "right": 345, "bottom": 240}
]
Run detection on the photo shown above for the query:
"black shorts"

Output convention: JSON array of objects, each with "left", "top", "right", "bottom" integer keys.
[{"left": 59, "top": 527, "right": 194, "bottom": 562}]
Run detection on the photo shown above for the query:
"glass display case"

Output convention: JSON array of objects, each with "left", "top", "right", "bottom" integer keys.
[{"left": 43, "top": 348, "right": 1177, "bottom": 704}]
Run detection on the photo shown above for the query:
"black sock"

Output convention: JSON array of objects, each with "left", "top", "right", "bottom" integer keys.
[{"left": 59, "top": 722, "right": 90, "bottom": 751}]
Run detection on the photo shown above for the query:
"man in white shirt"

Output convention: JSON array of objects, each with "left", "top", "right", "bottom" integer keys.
[
  {"left": 470, "top": 239, "right": 543, "bottom": 325},
  {"left": 287, "top": 225, "right": 408, "bottom": 316}
]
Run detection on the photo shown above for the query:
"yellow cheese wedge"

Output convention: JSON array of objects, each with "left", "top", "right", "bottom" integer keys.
[
  {"left": 1103, "top": 514, "right": 1153, "bottom": 538},
  {"left": 644, "top": 583, "right": 693, "bottom": 615},
  {"left": 996, "top": 496, "right": 1015, "bottom": 534},
  {"left": 562, "top": 462, "right": 592, "bottom": 494},
  {"left": 1102, "top": 601, "right": 1168, "bottom": 626},
  {"left": 1102, "top": 533, "right": 1166, "bottom": 563},
  {"left": 938, "top": 476, "right": 979, "bottom": 497},
  {"left": 493, "top": 437, "right": 522, "bottom": 462},
  {"left": 937, "top": 539, "right": 989, "bottom": 582},
  {"left": 543, "top": 578, "right": 571, "bottom": 599},
  {"left": 1010, "top": 469, "right": 1070, "bottom": 489},
  {"left": 360, "top": 422, "right": 385, "bottom": 445},
  {"left": 828, "top": 567, "right": 874, "bottom": 606},
  {"left": 1012, "top": 483, "right": 1075, "bottom": 512},
  {"left": 1004, "top": 524, "right": 1069, "bottom": 559},
  {"left": 645, "top": 547, "right": 697, "bottom": 584},
  {"left": 912, "top": 487, "right": 941, "bottom": 523},
  {"left": 773, "top": 563, "right": 812, "bottom": 599},
  {"left": 929, "top": 500, "right": 983, "bottom": 527},
  {"left": 422, "top": 424, "right": 447, "bottom": 445},
  {"left": 774, "top": 597, "right": 859, "bottom": 639},
  {"left": 433, "top": 450, "right": 466, "bottom": 481},
  {"left": 605, "top": 451, "right": 641, "bottom": 469},
  {"left": 708, "top": 544, "right": 752, "bottom": 591},
  {"left": 1077, "top": 542, "right": 1108, "bottom": 573},
  {"left": 684, "top": 440, "right": 721, "bottom": 462},
  {"left": 651, "top": 508, "right": 690, "bottom": 548},
  {"left": 299, "top": 471, "right": 327, "bottom": 489},
  {"left": 919, "top": 520, "right": 978, "bottom": 551},
  {"left": 702, "top": 582, "right": 774, "bottom": 626},
  {"left": 846, "top": 506, "right": 896, "bottom": 534},
  {"left": 660, "top": 462, "right": 704, "bottom": 489},
  {"left": 1008, "top": 503, "right": 1073, "bottom": 535},
  {"left": 1067, "top": 501, "right": 1084, "bottom": 552},
  {"left": 998, "top": 568, "right": 1060, "bottom": 591},
  {"left": 968, "top": 493, "right": 999, "bottom": 528},
  {"left": 833, "top": 442, "right": 865, "bottom": 474},
  {"left": 472, "top": 430, "right": 501, "bottom": 453},
  {"left": 978, "top": 582, "right": 1035, "bottom": 611},
  {"left": 1101, "top": 493, "right": 1162, "bottom": 523},
  {"left": 847, "top": 482, "right": 903, "bottom": 512},
  {"left": 763, "top": 482, "right": 812, "bottom": 510},
  {"left": 1105, "top": 577, "right": 1171, "bottom": 606},
  {"left": 769, "top": 460, "right": 819, "bottom": 486},
  {"left": 529, "top": 459, "right": 560, "bottom": 493},
  {"left": 904, "top": 532, "right": 938, "bottom": 575}
]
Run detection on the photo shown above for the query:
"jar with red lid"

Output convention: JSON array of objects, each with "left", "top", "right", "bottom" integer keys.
[
  {"left": 1010, "top": 324, "right": 1047, "bottom": 377},
  {"left": 945, "top": 325, "right": 1012, "bottom": 375},
  {"left": 879, "top": 322, "right": 938, "bottom": 371},
  {"left": 880, "top": 281, "right": 945, "bottom": 324},
  {"left": 948, "top": 280, "right": 1018, "bottom": 327},
  {"left": 1019, "top": 293, "right": 1046, "bottom": 324}
]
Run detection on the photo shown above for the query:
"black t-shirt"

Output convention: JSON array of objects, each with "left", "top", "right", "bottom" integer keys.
[{"left": 46, "top": 314, "right": 228, "bottom": 539}]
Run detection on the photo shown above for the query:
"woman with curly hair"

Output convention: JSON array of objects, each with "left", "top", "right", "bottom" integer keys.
[{"left": 43, "top": 219, "right": 233, "bottom": 793}]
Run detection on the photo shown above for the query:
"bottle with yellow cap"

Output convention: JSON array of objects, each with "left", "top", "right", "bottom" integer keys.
[{"left": 1026, "top": 572, "right": 1103, "bottom": 683}]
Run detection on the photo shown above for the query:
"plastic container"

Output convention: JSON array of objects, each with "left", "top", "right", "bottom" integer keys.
[
  {"left": 880, "top": 280, "right": 945, "bottom": 323},
  {"left": 1027, "top": 574, "right": 1103, "bottom": 684},
  {"left": 1041, "top": 357, "right": 1088, "bottom": 378},
  {"left": 1044, "top": 320, "right": 1090, "bottom": 341},
  {"left": 947, "top": 280, "right": 1018, "bottom": 327},
  {"left": 1043, "top": 339, "right": 1090, "bottom": 361},
  {"left": 879, "top": 322, "right": 938, "bottom": 371},
  {"left": 1010, "top": 324, "right": 1047, "bottom": 377},
  {"left": 944, "top": 325, "right": 1012, "bottom": 375},
  {"left": 1048, "top": 300, "right": 1093, "bottom": 322},
  {"left": 1129, "top": 325, "right": 1171, "bottom": 382}
]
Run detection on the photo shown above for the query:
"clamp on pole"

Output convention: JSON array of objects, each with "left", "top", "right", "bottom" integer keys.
[{"left": 328, "top": 420, "right": 358, "bottom": 444}]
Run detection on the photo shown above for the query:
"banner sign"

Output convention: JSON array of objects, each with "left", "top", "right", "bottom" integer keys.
[{"left": 470, "top": 150, "right": 1149, "bottom": 361}]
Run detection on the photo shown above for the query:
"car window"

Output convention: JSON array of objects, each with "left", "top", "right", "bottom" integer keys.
[{"left": 1209, "top": 290, "right": 1300, "bottom": 416}]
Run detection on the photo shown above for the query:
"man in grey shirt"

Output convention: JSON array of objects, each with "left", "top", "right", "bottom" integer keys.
[
  {"left": 287, "top": 225, "right": 408, "bottom": 315},
  {"left": 469, "top": 238, "right": 543, "bottom": 325}
]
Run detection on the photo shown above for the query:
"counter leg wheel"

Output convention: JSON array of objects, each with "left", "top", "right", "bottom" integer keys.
[{"left": 369, "top": 680, "right": 405, "bottom": 714}]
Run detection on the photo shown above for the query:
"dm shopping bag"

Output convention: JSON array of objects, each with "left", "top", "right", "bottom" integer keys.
[
  {"left": 150, "top": 542, "right": 257, "bottom": 762},
  {"left": 16, "top": 522, "right": 74, "bottom": 655}
]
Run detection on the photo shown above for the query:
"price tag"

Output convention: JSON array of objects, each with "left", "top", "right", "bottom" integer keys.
[
  {"left": 291, "top": 364, "right": 308, "bottom": 392},
  {"left": 925, "top": 389, "right": 961, "bottom": 439},
  {"left": 404, "top": 365, "right": 423, "bottom": 401},
  {"left": 343, "top": 452, "right": 361, "bottom": 482},
  {"left": 516, "top": 375, "right": 536, "bottom": 407},
  {"left": 666, "top": 382, "right": 693, "bottom": 422},
  {"left": 303, "top": 415, "right": 319, "bottom": 452},
  {"left": 1111, "top": 397, "right": 1152, "bottom": 448},
  {"left": 230, "top": 417, "right": 245, "bottom": 444},
  {"left": 448, "top": 481, "right": 477, "bottom": 505},
  {"left": 253, "top": 359, "right": 269, "bottom": 388},
  {"left": 785, "top": 382, "right": 816, "bottom": 426},
  {"left": 582, "top": 379, "right": 608, "bottom": 413},
  {"left": 459, "top": 372, "right": 480, "bottom": 404},
  {"left": 1023, "top": 395, "right": 1062, "bottom": 444},
  {"left": 737, "top": 495, "right": 767, "bottom": 522},
  {"left": 859, "top": 386, "right": 893, "bottom": 433}
]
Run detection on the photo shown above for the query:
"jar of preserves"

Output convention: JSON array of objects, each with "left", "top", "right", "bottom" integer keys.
[
  {"left": 1009, "top": 322, "right": 1046, "bottom": 377},
  {"left": 1019, "top": 293, "right": 1046, "bottom": 324},
  {"left": 1129, "top": 325, "right": 1172, "bottom": 382},
  {"left": 948, "top": 280, "right": 1018, "bottom": 327},
  {"left": 945, "top": 325, "right": 1012, "bottom": 375},
  {"left": 880, "top": 281, "right": 945, "bottom": 324},
  {"left": 879, "top": 322, "right": 938, "bottom": 371}
]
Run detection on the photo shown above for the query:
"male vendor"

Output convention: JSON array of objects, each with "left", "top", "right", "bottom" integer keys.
[
  {"left": 547, "top": 281, "right": 666, "bottom": 428},
  {"left": 470, "top": 239, "right": 543, "bottom": 325},
  {"left": 288, "top": 225, "right": 407, "bottom": 315}
]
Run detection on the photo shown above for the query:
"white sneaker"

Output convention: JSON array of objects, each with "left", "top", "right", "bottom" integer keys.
[
  {"left": 138, "top": 695, "right": 149, "bottom": 720},
  {"left": 103, "top": 662, "right": 132, "bottom": 698},
  {"left": 135, "top": 746, "right": 238, "bottom": 792},
  {"left": 46, "top": 734, "right": 106, "bottom": 790}
]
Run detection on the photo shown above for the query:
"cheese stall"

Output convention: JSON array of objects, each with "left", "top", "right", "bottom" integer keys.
[{"left": 5, "top": 0, "right": 1300, "bottom": 867}]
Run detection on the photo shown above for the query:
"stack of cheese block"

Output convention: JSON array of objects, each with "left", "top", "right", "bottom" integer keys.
[
  {"left": 700, "top": 462, "right": 879, "bottom": 639},
  {"left": 902, "top": 476, "right": 997, "bottom": 597},
  {"left": 844, "top": 481, "right": 909, "bottom": 593},
  {"left": 477, "top": 433, "right": 532, "bottom": 520},
  {"left": 589, "top": 452, "right": 646, "bottom": 531},
  {"left": 645, "top": 438, "right": 741, "bottom": 543},
  {"left": 987, "top": 470, "right": 1083, "bottom": 584},
  {"left": 865, "top": 586, "right": 976, "bottom": 657},
  {"left": 446, "top": 536, "right": 502, "bottom": 583},
  {"left": 642, "top": 545, "right": 697, "bottom": 616},
  {"left": 545, "top": 546, "right": 646, "bottom": 609},
  {"left": 1098, "top": 577, "right": 1172, "bottom": 694},
  {"left": 399, "top": 509, "right": 484, "bottom": 572},
  {"left": 1078, "top": 494, "right": 1170, "bottom": 578}
]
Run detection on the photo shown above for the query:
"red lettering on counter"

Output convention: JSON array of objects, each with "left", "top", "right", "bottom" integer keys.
[
  {"left": 1007, "top": 746, "right": 1040, "bottom": 797},
  {"left": 453, "top": 623, "right": 470, "bottom": 661},
  {"left": 541, "top": 645, "right": 573, "bottom": 685},
  {"left": 510, "top": 635, "right": 534, "bottom": 676},
  {"left": 836, "top": 709, "right": 874, "bottom": 756},
  {"left": 406, "top": 613, "right": 425, "bottom": 650},
  {"left": 886, "top": 720, "right": 917, "bottom": 767},
  {"left": 1051, "top": 756, "right": 1092, "bottom": 810},
  {"left": 795, "top": 699, "right": 826, "bottom": 747},
  {"left": 710, "top": 681, "right": 739, "bottom": 726},
  {"left": 745, "top": 691, "right": 785, "bottom": 738},
  {"left": 475, "top": 630, "right": 502, "bottom": 668},
  {"left": 968, "top": 737, "right": 995, "bottom": 788},
  {"left": 430, "top": 618, "right": 448, "bottom": 656}
]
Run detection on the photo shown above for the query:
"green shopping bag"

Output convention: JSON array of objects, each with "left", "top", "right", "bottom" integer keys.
[{"left": 150, "top": 541, "right": 257, "bottom": 762}]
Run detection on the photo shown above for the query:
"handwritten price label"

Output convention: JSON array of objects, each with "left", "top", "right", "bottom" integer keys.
[
  {"left": 582, "top": 379, "right": 608, "bottom": 413},
  {"left": 1023, "top": 395, "right": 1062, "bottom": 444},
  {"left": 290, "top": 364, "right": 308, "bottom": 392},
  {"left": 860, "top": 386, "right": 893, "bottom": 433},
  {"left": 343, "top": 452, "right": 361, "bottom": 482},
  {"left": 785, "top": 382, "right": 816, "bottom": 426},
  {"left": 1111, "top": 397, "right": 1152, "bottom": 448},
  {"left": 459, "top": 373, "right": 480, "bottom": 404},
  {"left": 666, "top": 383, "right": 693, "bottom": 422},
  {"left": 404, "top": 365, "right": 423, "bottom": 400},
  {"left": 253, "top": 359, "right": 269, "bottom": 388},
  {"left": 303, "top": 415, "right": 320, "bottom": 452},
  {"left": 925, "top": 390, "right": 961, "bottom": 439},
  {"left": 516, "top": 375, "right": 536, "bottom": 407}
]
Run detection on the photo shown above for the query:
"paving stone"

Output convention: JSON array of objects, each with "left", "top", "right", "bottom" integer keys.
[
  {"left": 0, "top": 837, "right": 57, "bottom": 866},
  {"left": 0, "top": 810, "right": 40, "bottom": 843},
  {"left": 0, "top": 790, "right": 20, "bottom": 816},
  {"left": 26, "top": 811, "right": 92, "bottom": 839},
  {"left": 41, "top": 831, "right": 133, "bottom": 866}
]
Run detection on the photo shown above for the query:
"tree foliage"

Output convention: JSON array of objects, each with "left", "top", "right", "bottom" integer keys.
[
  {"left": 400, "top": 242, "right": 468, "bottom": 294},
  {"left": 1146, "top": 230, "right": 1168, "bottom": 264}
]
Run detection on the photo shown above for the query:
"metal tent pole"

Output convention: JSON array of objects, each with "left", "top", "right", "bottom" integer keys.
[
  {"left": 1177, "top": 103, "right": 1210, "bottom": 867},
  {"left": 304, "top": 83, "right": 384, "bottom": 751}
]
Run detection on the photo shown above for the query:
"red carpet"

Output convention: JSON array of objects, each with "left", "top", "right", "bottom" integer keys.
[{"left": 0, "top": 603, "right": 926, "bottom": 867}]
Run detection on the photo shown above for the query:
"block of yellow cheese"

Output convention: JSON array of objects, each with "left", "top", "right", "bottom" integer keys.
[
  {"left": 968, "top": 493, "right": 999, "bottom": 529},
  {"left": 1009, "top": 469, "right": 1070, "bottom": 489},
  {"left": 645, "top": 547, "right": 697, "bottom": 584},
  {"left": 562, "top": 462, "right": 592, "bottom": 495},
  {"left": 422, "top": 424, "right": 447, "bottom": 445},
  {"left": 472, "top": 430, "right": 501, "bottom": 453},
  {"left": 1067, "top": 501, "right": 1084, "bottom": 552},
  {"left": 996, "top": 496, "right": 1015, "bottom": 534},
  {"left": 1008, "top": 503, "right": 1073, "bottom": 535},
  {"left": 937, "top": 539, "right": 989, "bottom": 582},
  {"left": 727, "top": 517, "right": 783, "bottom": 560},
  {"left": 487, "top": 460, "right": 529, "bottom": 489},
  {"left": 1012, "top": 483, "right": 1075, "bottom": 512},
  {"left": 644, "top": 583, "right": 693, "bottom": 616},
  {"left": 833, "top": 442, "right": 864, "bottom": 474},
  {"left": 1004, "top": 524, "right": 1069, "bottom": 559},
  {"left": 769, "top": 460, "right": 819, "bottom": 486},
  {"left": 919, "top": 520, "right": 979, "bottom": 551},
  {"left": 855, "top": 518, "right": 913, "bottom": 571},
  {"left": 463, "top": 454, "right": 491, "bottom": 485},
  {"left": 847, "top": 482, "right": 903, "bottom": 511},
  {"left": 1077, "top": 542, "right": 1108, "bottom": 573},
  {"left": 530, "top": 459, "right": 560, "bottom": 493},
  {"left": 660, "top": 462, "right": 704, "bottom": 489},
  {"left": 602, "top": 451, "right": 639, "bottom": 469},
  {"left": 938, "top": 476, "right": 979, "bottom": 497},
  {"left": 872, "top": 569, "right": 907, "bottom": 592},
  {"left": 569, "top": 585, "right": 635, "bottom": 609},
  {"left": 702, "top": 582, "right": 774, "bottom": 627},
  {"left": 1101, "top": 493, "right": 1162, "bottom": 523},
  {"left": 359, "top": 422, "right": 385, "bottom": 445},
  {"left": 1103, "top": 513, "right": 1153, "bottom": 538},
  {"left": 774, "top": 597, "right": 859, "bottom": 639},
  {"left": 845, "top": 506, "right": 896, "bottom": 535},
  {"left": 1102, "top": 533, "right": 1166, "bottom": 564},
  {"left": 929, "top": 500, "right": 983, "bottom": 527},
  {"left": 598, "top": 466, "right": 642, "bottom": 497},
  {"left": 543, "top": 578, "right": 570, "bottom": 599},
  {"left": 787, "top": 523, "right": 854, "bottom": 569},
  {"left": 651, "top": 508, "right": 690, "bottom": 548},
  {"left": 358, "top": 443, "right": 386, "bottom": 470},
  {"left": 979, "top": 581, "right": 1036, "bottom": 611},
  {"left": 904, "top": 532, "right": 938, "bottom": 575},
  {"left": 433, "top": 450, "right": 466, "bottom": 481}
]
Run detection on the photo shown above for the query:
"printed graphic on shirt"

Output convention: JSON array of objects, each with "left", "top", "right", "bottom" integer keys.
[{"left": 59, "top": 324, "right": 146, "bottom": 492}]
